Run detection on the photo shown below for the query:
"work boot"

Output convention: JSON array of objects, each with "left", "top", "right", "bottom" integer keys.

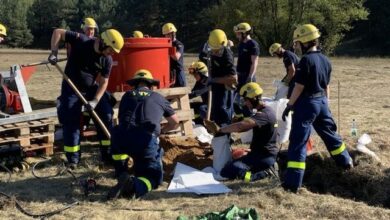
[
  {"left": 66, "top": 162, "right": 78, "bottom": 170},
  {"left": 107, "top": 173, "right": 135, "bottom": 200},
  {"left": 264, "top": 163, "right": 280, "bottom": 180}
]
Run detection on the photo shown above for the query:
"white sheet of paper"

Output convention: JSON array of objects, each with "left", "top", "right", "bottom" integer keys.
[{"left": 167, "top": 163, "right": 232, "bottom": 195}]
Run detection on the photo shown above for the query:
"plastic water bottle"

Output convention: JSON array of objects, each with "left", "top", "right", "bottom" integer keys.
[{"left": 351, "top": 119, "right": 358, "bottom": 137}]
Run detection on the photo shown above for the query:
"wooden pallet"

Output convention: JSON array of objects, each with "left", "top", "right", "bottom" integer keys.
[
  {"left": 113, "top": 87, "right": 194, "bottom": 137},
  {"left": 0, "top": 118, "right": 55, "bottom": 137},
  {"left": 0, "top": 118, "right": 55, "bottom": 156}
]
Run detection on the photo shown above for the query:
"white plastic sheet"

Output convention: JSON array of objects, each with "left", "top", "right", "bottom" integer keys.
[
  {"left": 167, "top": 163, "right": 232, "bottom": 195},
  {"left": 356, "top": 133, "right": 380, "bottom": 161},
  {"left": 193, "top": 124, "right": 213, "bottom": 144}
]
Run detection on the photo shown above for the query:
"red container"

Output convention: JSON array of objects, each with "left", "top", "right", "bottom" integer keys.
[{"left": 107, "top": 37, "right": 172, "bottom": 92}]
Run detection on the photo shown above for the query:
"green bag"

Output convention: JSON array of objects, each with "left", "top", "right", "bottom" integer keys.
[{"left": 177, "top": 205, "right": 260, "bottom": 220}]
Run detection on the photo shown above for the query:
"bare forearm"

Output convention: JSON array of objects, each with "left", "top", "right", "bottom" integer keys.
[
  {"left": 220, "top": 119, "right": 256, "bottom": 133},
  {"left": 249, "top": 56, "right": 259, "bottom": 80},
  {"left": 95, "top": 79, "right": 108, "bottom": 101},
  {"left": 326, "top": 85, "right": 330, "bottom": 99},
  {"left": 50, "top": 29, "right": 66, "bottom": 50}
]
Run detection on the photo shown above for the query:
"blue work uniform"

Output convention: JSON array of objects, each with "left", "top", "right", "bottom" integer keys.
[
  {"left": 283, "top": 50, "right": 352, "bottom": 192},
  {"left": 111, "top": 87, "right": 175, "bottom": 197},
  {"left": 236, "top": 39, "right": 260, "bottom": 89},
  {"left": 234, "top": 39, "right": 260, "bottom": 118},
  {"left": 282, "top": 50, "right": 300, "bottom": 98},
  {"left": 210, "top": 47, "right": 236, "bottom": 127},
  {"left": 189, "top": 75, "right": 208, "bottom": 124},
  {"left": 221, "top": 106, "right": 278, "bottom": 181},
  {"left": 57, "top": 31, "right": 113, "bottom": 164},
  {"left": 170, "top": 40, "right": 186, "bottom": 87}
]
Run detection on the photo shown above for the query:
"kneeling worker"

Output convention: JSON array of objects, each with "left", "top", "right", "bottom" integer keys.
[
  {"left": 108, "top": 69, "right": 179, "bottom": 199},
  {"left": 188, "top": 61, "right": 209, "bottom": 124},
  {"left": 205, "top": 82, "right": 279, "bottom": 182}
]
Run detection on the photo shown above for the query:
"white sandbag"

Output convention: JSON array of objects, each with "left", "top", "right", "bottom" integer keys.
[
  {"left": 193, "top": 125, "right": 213, "bottom": 144},
  {"left": 212, "top": 135, "right": 232, "bottom": 173},
  {"left": 263, "top": 98, "right": 292, "bottom": 144},
  {"left": 356, "top": 133, "right": 380, "bottom": 161},
  {"left": 273, "top": 80, "right": 289, "bottom": 100}
]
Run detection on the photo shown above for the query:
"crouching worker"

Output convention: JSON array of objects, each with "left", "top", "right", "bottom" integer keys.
[
  {"left": 204, "top": 82, "right": 279, "bottom": 182},
  {"left": 108, "top": 70, "right": 179, "bottom": 200},
  {"left": 188, "top": 61, "right": 209, "bottom": 124}
]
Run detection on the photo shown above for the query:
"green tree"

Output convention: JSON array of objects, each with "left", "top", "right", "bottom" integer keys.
[
  {"left": 28, "top": 0, "right": 78, "bottom": 48},
  {"left": 0, "top": 0, "right": 34, "bottom": 47},
  {"left": 204, "top": 0, "right": 368, "bottom": 54}
]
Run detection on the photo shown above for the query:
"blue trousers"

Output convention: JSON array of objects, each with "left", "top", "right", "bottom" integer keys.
[
  {"left": 283, "top": 96, "right": 352, "bottom": 191},
  {"left": 210, "top": 84, "right": 234, "bottom": 127},
  {"left": 190, "top": 102, "right": 207, "bottom": 124},
  {"left": 221, "top": 152, "right": 276, "bottom": 182},
  {"left": 57, "top": 81, "right": 113, "bottom": 164},
  {"left": 111, "top": 127, "right": 163, "bottom": 198},
  {"left": 173, "top": 71, "right": 187, "bottom": 87}
]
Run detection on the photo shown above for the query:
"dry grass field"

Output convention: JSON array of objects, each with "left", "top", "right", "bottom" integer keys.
[{"left": 0, "top": 49, "right": 390, "bottom": 219}]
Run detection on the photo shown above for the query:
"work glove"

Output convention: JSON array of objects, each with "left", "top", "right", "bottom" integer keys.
[
  {"left": 282, "top": 104, "right": 293, "bottom": 121},
  {"left": 85, "top": 98, "right": 99, "bottom": 112},
  {"left": 204, "top": 119, "right": 221, "bottom": 135},
  {"left": 48, "top": 50, "right": 58, "bottom": 65}
]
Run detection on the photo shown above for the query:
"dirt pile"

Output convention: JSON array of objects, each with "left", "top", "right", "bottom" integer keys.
[
  {"left": 160, "top": 136, "right": 212, "bottom": 177},
  {"left": 302, "top": 151, "right": 390, "bottom": 208}
]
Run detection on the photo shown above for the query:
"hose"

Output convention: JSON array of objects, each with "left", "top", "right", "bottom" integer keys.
[
  {"left": 0, "top": 191, "right": 78, "bottom": 219},
  {"left": 0, "top": 163, "right": 12, "bottom": 183}
]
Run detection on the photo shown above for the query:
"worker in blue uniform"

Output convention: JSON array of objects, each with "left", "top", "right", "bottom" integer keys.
[
  {"left": 233, "top": 23, "right": 259, "bottom": 119},
  {"left": 188, "top": 61, "right": 209, "bottom": 124},
  {"left": 281, "top": 24, "right": 353, "bottom": 192},
  {"left": 269, "top": 43, "right": 300, "bottom": 98},
  {"left": 205, "top": 82, "right": 279, "bottom": 182},
  {"left": 162, "top": 23, "right": 186, "bottom": 87},
  {"left": 48, "top": 28, "right": 124, "bottom": 169},
  {"left": 207, "top": 29, "right": 238, "bottom": 127},
  {"left": 108, "top": 69, "right": 179, "bottom": 199}
]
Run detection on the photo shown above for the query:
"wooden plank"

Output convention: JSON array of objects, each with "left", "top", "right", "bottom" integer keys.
[
  {"left": 179, "top": 94, "right": 190, "bottom": 111},
  {"left": 112, "top": 87, "right": 191, "bottom": 104}
]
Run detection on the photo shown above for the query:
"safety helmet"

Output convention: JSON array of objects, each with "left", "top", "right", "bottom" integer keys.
[
  {"left": 133, "top": 30, "right": 143, "bottom": 38},
  {"left": 82, "top": 17, "right": 97, "bottom": 29},
  {"left": 240, "top": 82, "right": 263, "bottom": 99},
  {"left": 0, "top": 23, "right": 7, "bottom": 36},
  {"left": 293, "top": 24, "right": 321, "bottom": 43},
  {"left": 162, "top": 23, "right": 177, "bottom": 35},
  {"left": 233, "top": 22, "right": 251, "bottom": 33},
  {"left": 126, "top": 69, "right": 160, "bottom": 86},
  {"left": 269, "top": 43, "right": 282, "bottom": 56},
  {"left": 208, "top": 29, "right": 228, "bottom": 50},
  {"left": 189, "top": 61, "right": 208, "bottom": 77},
  {"left": 101, "top": 29, "right": 124, "bottom": 53}
]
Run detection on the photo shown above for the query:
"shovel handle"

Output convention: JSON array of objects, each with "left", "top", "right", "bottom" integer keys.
[{"left": 54, "top": 64, "right": 111, "bottom": 139}]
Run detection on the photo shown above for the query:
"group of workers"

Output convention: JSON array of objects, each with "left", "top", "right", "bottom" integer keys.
[{"left": 0, "top": 17, "right": 353, "bottom": 198}]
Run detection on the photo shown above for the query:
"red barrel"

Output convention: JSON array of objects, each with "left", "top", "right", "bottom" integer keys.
[{"left": 107, "top": 38, "right": 172, "bottom": 92}]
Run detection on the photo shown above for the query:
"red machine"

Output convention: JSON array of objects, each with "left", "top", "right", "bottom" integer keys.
[
  {"left": 0, "top": 65, "right": 36, "bottom": 114},
  {"left": 108, "top": 37, "right": 174, "bottom": 92}
]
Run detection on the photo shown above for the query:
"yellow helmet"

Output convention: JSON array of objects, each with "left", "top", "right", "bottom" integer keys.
[
  {"left": 133, "top": 30, "right": 144, "bottom": 38},
  {"left": 162, "top": 23, "right": 177, "bottom": 35},
  {"left": 240, "top": 82, "right": 263, "bottom": 99},
  {"left": 0, "top": 23, "right": 7, "bottom": 36},
  {"left": 269, "top": 43, "right": 282, "bottom": 56},
  {"left": 101, "top": 29, "right": 124, "bottom": 53},
  {"left": 208, "top": 29, "right": 228, "bottom": 50},
  {"left": 126, "top": 69, "right": 160, "bottom": 86},
  {"left": 82, "top": 17, "right": 97, "bottom": 29},
  {"left": 293, "top": 24, "right": 321, "bottom": 43},
  {"left": 233, "top": 22, "right": 251, "bottom": 33},
  {"left": 189, "top": 61, "right": 208, "bottom": 77}
]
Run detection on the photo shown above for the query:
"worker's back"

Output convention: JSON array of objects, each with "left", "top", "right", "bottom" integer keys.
[{"left": 118, "top": 87, "right": 174, "bottom": 135}]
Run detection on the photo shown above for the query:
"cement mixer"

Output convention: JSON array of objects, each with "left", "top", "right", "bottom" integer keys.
[{"left": 108, "top": 37, "right": 175, "bottom": 92}]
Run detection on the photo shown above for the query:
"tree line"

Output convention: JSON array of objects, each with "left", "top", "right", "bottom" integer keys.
[{"left": 0, "top": 0, "right": 388, "bottom": 55}]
